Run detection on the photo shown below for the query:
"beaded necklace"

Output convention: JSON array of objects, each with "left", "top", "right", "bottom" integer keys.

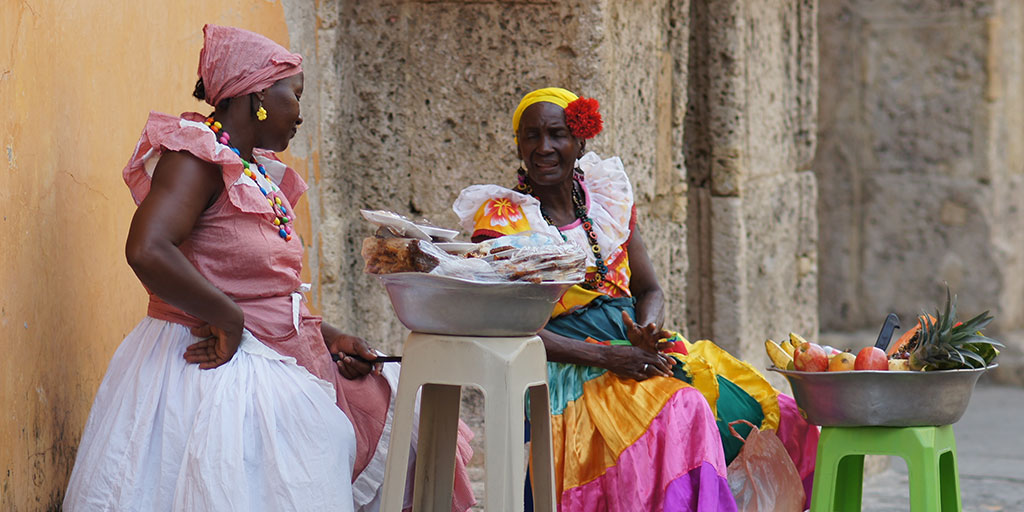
[
  {"left": 515, "top": 167, "right": 608, "bottom": 290},
  {"left": 204, "top": 117, "right": 293, "bottom": 241}
]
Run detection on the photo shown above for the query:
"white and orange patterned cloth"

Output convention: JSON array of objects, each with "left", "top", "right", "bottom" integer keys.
[{"left": 453, "top": 151, "right": 636, "bottom": 316}]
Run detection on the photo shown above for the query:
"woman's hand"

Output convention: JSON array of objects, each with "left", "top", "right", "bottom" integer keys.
[
  {"left": 622, "top": 310, "right": 675, "bottom": 353},
  {"left": 326, "top": 332, "right": 380, "bottom": 379},
  {"left": 184, "top": 322, "right": 244, "bottom": 369},
  {"left": 602, "top": 344, "right": 676, "bottom": 381}
]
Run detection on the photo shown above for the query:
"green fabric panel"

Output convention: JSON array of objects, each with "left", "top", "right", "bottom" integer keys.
[
  {"left": 713, "top": 375, "right": 766, "bottom": 465},
  {"left": 544, "top": 360, "right": 609, "bottom": 416}
]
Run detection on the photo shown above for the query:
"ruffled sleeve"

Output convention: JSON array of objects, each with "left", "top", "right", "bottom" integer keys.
[
  {"left": 452, "top": 184, "right": 559, "bottom": 240},
  {"left": 577, "top": 151, "right": 633, "bottom": 254},
  {"left": 123, "top": 111, "right": 307, "bottom": 214}
]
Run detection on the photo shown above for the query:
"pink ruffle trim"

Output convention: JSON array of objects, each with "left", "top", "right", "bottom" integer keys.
[{"left": 122, "top": 111, "right": 308, "bottom": 214}]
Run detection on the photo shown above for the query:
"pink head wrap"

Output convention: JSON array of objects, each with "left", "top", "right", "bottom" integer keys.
[{"left": 198, "top": 24, "right": 303, "bottom": 106}]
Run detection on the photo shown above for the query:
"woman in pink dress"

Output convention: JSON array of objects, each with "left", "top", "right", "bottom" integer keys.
[{"left": 63, "top": 25, "right": 474, "bottom": 512}]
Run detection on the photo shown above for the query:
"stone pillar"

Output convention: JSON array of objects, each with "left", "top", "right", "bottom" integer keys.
[
  {"left": 816, "top": 0, "right": 1024, "bottom": 334},
  {"left": 685, "top": 0, "right": 819, "bottom": 372}
]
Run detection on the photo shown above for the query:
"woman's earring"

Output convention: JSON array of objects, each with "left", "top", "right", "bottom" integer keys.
[
  {"left": 256, "top": 105, "right": 268, "bottom": 121},
  {"left": 573, "top": 166, "right": 584, "bottom": 182},
  {"left": 515, "top": 164, "right": 530, "bottom": 192}
]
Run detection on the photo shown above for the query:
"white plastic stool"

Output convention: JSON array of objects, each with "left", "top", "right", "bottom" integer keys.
[{"left": 379, "top": 332, "right": 556, "bottom": 511}]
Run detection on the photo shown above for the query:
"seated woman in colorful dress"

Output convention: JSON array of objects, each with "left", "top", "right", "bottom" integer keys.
[
  {"left": 63, "top": 25, "right": 474, "bottom": 512},
  {"left": 453, "top": 87, "right": 819, "bottom": 511}
]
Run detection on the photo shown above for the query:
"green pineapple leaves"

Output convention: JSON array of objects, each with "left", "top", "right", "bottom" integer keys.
[{"left": 909, "top": 286, "right": 1003, "bottom": 371}]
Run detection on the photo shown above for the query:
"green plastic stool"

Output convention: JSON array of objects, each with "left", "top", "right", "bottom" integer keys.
[{"left": 810, "top": 425, "right": 961, "bottom": 512}]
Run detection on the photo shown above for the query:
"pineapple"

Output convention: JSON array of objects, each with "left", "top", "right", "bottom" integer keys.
[{"left": 905, "top": 287, "right": 1003, "bottom": 371}]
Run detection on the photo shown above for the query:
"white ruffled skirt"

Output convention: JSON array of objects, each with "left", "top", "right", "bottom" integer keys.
[{"left": 63, "top": 317, "right": 358, "bottom": 512}]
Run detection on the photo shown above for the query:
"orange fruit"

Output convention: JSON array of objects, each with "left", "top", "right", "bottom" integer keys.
[{"left": 828, "top": 352, "right": 856, "bottom": 371}]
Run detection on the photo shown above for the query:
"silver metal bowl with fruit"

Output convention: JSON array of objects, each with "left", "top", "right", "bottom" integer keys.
[{"left": 770, "top": 364, "right": 996, "bottom": 426}]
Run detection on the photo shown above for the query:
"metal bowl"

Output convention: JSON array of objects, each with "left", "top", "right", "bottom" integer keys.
[
  {"left": 376, "top": 272, "right": 575, "bottom": 336},
  {"left": 770, "top": 364, "right": 996, "bottom": 427}
]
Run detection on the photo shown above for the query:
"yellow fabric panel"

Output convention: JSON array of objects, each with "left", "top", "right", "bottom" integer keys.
[
  {"left": 549, "top": 397, "right": 614, "bottom": 498},
  {"left": 552, "top": 285, "right": 605, "bottom": 317},
  {"left": 683, "top": 339, "right": 781, "bottom": 430},
  {"left": 549, "top": 372, "right": 689, "bottom": 494},
  {"left": 668, "top": 351, "right": 721, "bottom": 417},
  {"left": 472, "top": 198, "right": 531, "bottom": 236},
  {"left": 551, "top": 247, "right": 632, "bottom": 317}
]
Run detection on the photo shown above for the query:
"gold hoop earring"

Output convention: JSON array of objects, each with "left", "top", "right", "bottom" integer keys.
[{"left": 256, "top": 106, "right": 268, "bottom": 121}]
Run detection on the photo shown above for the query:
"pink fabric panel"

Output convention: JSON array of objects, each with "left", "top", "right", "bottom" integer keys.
[
  {"left": 198, "top": 24, "right": 302, "bottom": 106},
  {"left": 558, "top": 387, "right": 735, "bottom": 511}
]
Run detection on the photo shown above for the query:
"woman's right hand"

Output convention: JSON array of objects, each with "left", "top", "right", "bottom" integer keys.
[
  {"left": 622, "top": 311, "right": 675, "bottom": 354},
  {"left": 602, "top": 344, "right": 676, "bottom": 381},
  {"left": 184, "top": 322, "right": 244, "bottom": 369}
]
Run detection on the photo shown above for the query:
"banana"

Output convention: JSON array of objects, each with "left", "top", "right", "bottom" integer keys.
[
  {"left": 780, "top": 339, "right": 796, "bottom": 358},
  {"left": 765, "top": 339, "right": 794, "bottom": 369},
  {"left": 789, "top": 332, "right": 810, "bottom": 349}
]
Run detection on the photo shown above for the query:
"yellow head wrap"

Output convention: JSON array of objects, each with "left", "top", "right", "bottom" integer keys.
[{"left": 512, "top": 87, "right": 579, "bottom": 142}]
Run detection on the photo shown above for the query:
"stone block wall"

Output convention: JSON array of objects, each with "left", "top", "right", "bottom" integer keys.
[
  {"left": 685, "top": 0, "right": 819, "bottom": 380},
  {"left": 307, "top": 0, "right": 694, "bottom": 356},
  {"left": 298, "top": 0, "right": 819, "bottom": 372},
  {"left": 292, "top": 0, "right": 820, "bottom": 476},
  {"left": 816, "top": 0, "right": 1024, "bottom": 333}
]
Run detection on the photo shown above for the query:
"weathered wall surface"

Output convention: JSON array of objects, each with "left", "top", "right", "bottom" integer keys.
[
  {"left": 816, "top": 0, "right": 1024, "bottom": 334},
  {"left": 0, "top": 2, "right": 307, "bottom": 508},
  {"left": 685, "top": 0, "right": 819, "bottom": 381},
  {"left": 317, "top": 0, "right": 693, "bottom": 355},
  {"left": 317, "top": 0, "right": 818, "bottom": 371}
]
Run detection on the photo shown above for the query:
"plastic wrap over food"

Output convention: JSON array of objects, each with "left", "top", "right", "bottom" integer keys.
[
  {"left": 359, "top": 209, "right": 458, "bottom": 241},
  {"left": 476, "top": 232, "right": 588, "bottom": 283},
  {"left": 430, "top": 256, "right": 504, "bottom": 282},
  {"left": 361, "top": 222, "right": 586, "bottom": 283},
  {"left": 362, "top": 237, "right": 448, "bottom": 274}
]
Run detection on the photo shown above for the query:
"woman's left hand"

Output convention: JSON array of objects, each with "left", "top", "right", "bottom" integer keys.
[
  {"left": 326, "top": 333, "right": 380, "bottom": 379},
  {"left": 622, "top": 310, "right": 675, "bottom": 353}
]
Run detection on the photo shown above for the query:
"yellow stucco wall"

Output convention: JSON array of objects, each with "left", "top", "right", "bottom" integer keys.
[{"left": 1, "top": 2, "right": 305, "bottom": 508}]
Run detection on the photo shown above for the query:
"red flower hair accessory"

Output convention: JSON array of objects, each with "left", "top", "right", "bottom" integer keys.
[{"left": 564, "top": 97, "right": 603, "bottom": 139}]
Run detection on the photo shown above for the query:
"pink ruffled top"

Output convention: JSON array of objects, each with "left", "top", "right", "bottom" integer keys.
[{"left": 122, "top": 111, "right": 392, "bottom": 479}]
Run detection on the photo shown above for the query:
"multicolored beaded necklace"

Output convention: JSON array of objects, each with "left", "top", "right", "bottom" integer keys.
[
  {"left": 204, "top": 117, "right": 293, "bottom": 241},
  {"left": 515, "top": 167, "right": 608, "bottom": 290}
]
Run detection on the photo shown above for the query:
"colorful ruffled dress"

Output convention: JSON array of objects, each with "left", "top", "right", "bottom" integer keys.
[
  {"left": 454, "top": 152, "right": 819, "bottom": 511},
  {"left": 63, "top": 112, "right": 476, "bottom": 512}
]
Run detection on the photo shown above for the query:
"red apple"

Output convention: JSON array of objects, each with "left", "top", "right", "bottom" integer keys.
[
  {"left": 855, "top": 346, "right": 888, "bottom": 371},
  {"left": 794, "top": 343, "right": 828, "bottom": 372}
]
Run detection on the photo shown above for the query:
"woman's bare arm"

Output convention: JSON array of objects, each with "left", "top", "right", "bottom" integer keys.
[
  {"left": 626, "top": 226, "right": 666, "bottom": 329},
  {"left": 125, "top": 151, "right": 244, "bottom": 368}
]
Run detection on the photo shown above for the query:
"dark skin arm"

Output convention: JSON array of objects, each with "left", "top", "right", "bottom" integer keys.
[
  {"left": 475, "top": 225, "right": 675, "bottom": 381},
  {"left": 126, "top": 151, "right": 244, "bottom": 369},
  {"left": 130, "top": 151, "right": 383, "bottom": 376},
  {"left": 625, "top": 226, "right": 668, "bottom": 330},
  {"left": 541, "top": 225, "right": 675, "bottom": 380}
]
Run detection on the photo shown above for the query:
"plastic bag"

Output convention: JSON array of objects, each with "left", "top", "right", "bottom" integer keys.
[{"left": 727, "top": 419, "right": 806, "bottom": 512}]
